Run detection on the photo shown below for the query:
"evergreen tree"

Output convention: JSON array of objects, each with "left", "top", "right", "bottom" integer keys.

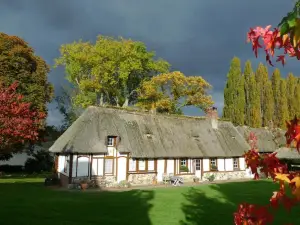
[
  {"left": 249, "top": 74, "right": 261, "bottom": 127},
  {"left": 255, "top": 63, "right": 270, "bottom": 127},
  {"left": 243, "top": 60, "right": 253, "bottom": 126},
  {"left": 263, "top": 80, "right": 274, "bottom": 127},
  {"left": 271, "top": 69, "right": 281, "bottom": 127},
  {"left": 223, "top": 57, "right": 244, "bottom": 125},
  {"left": 286, "top": 73, "right": 298, "bottom": 119},
  {"left": 235, "top": 75, "right": 245, "bottom": 125},
  {"left": 278, "top": 79, "right": 289, "bottom": 129}
]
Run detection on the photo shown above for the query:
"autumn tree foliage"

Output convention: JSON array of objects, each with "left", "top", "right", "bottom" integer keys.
[
  {"left": 0, "top": 33, "right": 53, "bottom": 114},
  {"left": 0, "top": 82, "right": 45, "bottom": 160},
  {"left": 54, "top": 35, "right": 169, "bottom": 109},
  {"left": 136, "top": 71, "right": 214, "bottom": 114}
]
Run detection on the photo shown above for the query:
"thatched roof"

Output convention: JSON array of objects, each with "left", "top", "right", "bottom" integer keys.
[
  {"left": 275, "top": 147, "right": 300, "bottom": 160},
  {"left": 236, "top": 126, "right": 286, "bottom": 153},
  {"left": 49, "top": 106, "right": 250, "bottom": 158}
]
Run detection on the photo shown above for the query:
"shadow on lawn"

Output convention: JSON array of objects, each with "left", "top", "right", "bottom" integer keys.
[
  {"left": 0, "top": 180, "right": 154, "bottom": 225},
  {"left": 180, "top": 180, "right": 300, "bottom": 225}
]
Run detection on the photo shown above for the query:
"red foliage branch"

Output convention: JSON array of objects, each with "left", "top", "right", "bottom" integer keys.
[
  {"left": 247, "top": 25, "right": 300, "bottom": 66},
  {"left": 234, "top": 120, "right": 300, "bottom": 225},
  {"left": 0, "top": 81, "right": 45, "bottom": 154}
]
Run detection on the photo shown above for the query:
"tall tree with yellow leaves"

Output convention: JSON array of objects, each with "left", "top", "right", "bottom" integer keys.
[{"left": 136, "top": 71, "right": 214, "bottom": 114}]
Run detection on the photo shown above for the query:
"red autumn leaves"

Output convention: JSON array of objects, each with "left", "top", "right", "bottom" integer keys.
[
  {"left": 234, "top": 130, "right": 300, "bottom": 225},
  {"left": 247, "top": 25, "right": 300, "bottom": 66},
  {"left": 0, "top": 81, "right": 45, "bottom": 153}
]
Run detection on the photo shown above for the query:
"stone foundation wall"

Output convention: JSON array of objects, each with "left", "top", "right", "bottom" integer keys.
[
  {"left": 94, "top": 176, "right": 117, "bottom": 187},
  {"left": 177, "top": 174, "right": 197, "bottom": 182},
  {"left": 128, "top": 173, "right": 157, "bottom": 186},
  {"left": 202, "top": 170, "right": 247, "bottom": 181}
]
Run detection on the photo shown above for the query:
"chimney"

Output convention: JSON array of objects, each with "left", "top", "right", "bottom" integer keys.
[{"left": 206, "top": 106, "right": 218, "bottom": 129}]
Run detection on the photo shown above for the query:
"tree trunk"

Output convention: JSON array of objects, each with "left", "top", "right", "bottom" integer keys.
[
  {"left": 97, "top": 93, "right": 104, "bottom": 106},
  {"left": 122, "top": 98, "right": 129, "bottom": 108}
]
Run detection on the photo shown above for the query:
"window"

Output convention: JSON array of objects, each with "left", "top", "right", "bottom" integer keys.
[
  {"left": 104, "top": 158, "right": 113, "bottom": 174},
  {"left": 233, "top": 158, "right": 239, "bottom": 170},
  {"left": 107, "top": 136, "right": 114, "bottom": 146},
  {"left": 210, "top": 158, "right": 217, "bottom": 171},
  {"left": 129, "top": 158, "right": 136, "bottom": 171},
  {"left": 148, "top": 159, "right": 155, "bottom": 171},
  {"left": 138, "top": 160, "right": 146, "bottom": 170},
  {"left": 195, "top": 159, "right": 201, "bottom": 171},
  {"left": 180, "top": 159, "right": 187, "bottom": 166}
]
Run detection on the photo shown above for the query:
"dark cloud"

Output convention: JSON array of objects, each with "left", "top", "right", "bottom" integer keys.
[{"left": 0, "top": 0, "right": 298, "bottom": 125}]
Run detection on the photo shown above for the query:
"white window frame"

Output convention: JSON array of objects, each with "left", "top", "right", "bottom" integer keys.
[
  {"left": 148, "top": 159, "right": 155, "bottom": 171},
  {"left": 180, "top": 159, "right": 187, "bottom": 167},
  {"left": 129, "top": 158, "right": 136, "bottom": 171},
  {"left": 104, "top": 158, "right": 113, "bottom": 174}
]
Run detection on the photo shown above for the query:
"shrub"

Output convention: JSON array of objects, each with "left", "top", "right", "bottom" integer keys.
[{"left": 0, "top": 165, "right": 24, "bottom": 173}]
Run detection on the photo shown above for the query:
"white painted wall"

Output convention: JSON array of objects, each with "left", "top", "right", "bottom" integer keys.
[
  {"left": 167, "top": 159, "right": 174, "bottom": 174},
  {"left": 203, "top": 159, "right": 210, "bottom": 171},
  {"left": 217, "top": 159, "right": 225, "bottom": 171},
  {"left": 117, "top": 157, "right": 127, "bottom": 182},
  {"left": 157, "top": 159, "right": 165, "bottom": 181},
  {"left": 225, "top": 158, "right": 234, "bottom": 171},
  {"left": 58, "top": 155, "right": 68, "bottom": 176},
  {"left": 239, "top": 157, "right": 245, "bottom": 170},
  {"left": 72, "top": 155, "right": 77, "bottom": 177}
]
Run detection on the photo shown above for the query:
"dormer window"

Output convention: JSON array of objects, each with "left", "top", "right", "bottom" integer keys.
[{"left": 107, "top": 136, "right": 114, "bottom": 146}]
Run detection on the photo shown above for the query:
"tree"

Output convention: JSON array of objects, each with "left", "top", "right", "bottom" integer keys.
[
  {"left": 0, "top": 82, "right": 45, "bottom": 160},
  {"left": 243, "top": 60, "right": 253, "bottom": 126},
  {"left": 255, "top": 63, "right": 271, "bottom": 127},
  {"left": 271, "top": 69, "right": 281, "bottom": 127},
  {"left": 223, "top": 57, "right": 244, "bottom": 125},
  {"left": 263, "top": 80, "right": 274, "bottom": 127},
  {"left": 248, "top": 74, "right": 261, "bottom": 128},
  {"left": 286, "top": 73, "right": 298, "bottom": 119},
  {"left": 136, "top": 71, "right": 214, "bottom": 114},
  {"left": 54, "top": 35, "right": 170, "bottom": 109},
  {"left": 0, "top": 33, "right": 53, "bottom": 114},
  {"left": 277, "top": 79, "right": 289, "bottom": 129},
  {"left": 55, "top": 85, "right": 82, "bottom": 130}
]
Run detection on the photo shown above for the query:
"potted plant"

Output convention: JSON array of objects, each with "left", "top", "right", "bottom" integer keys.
[
  {"left": 193, "top": 176, "right": 200, "bottom": 183},
  {"left": 80, "top": 178, "right": 89, "bottom": 190},
  {"left": 211, "top": 165, "right": 218, "bottom": 171},
  {"left": 179, "top": 165, "right": 189, "bottom": 173}
]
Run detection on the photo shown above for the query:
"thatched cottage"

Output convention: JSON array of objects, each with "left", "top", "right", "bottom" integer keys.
[{"left": 49, "top": 106, "right": 282, "bottom": 187}]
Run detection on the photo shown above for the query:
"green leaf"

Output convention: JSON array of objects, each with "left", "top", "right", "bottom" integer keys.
[
  {"left": 288, "top": 18, "right": 297, "bottom": 28},
  {"left": 278, "top": 16, "right": 288, "bottom": 27},
  {"left": 280, "top": 22, "right": 290, "bottom": 36}
]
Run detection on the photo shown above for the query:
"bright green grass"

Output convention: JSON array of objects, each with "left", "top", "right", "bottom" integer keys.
[{"left": 0, "top": 178, "right": 299, "bottom": 225}]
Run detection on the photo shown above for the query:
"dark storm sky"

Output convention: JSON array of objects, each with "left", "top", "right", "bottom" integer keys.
[{"left": 0, "top": 0, "right": 298, "bottom": 126}]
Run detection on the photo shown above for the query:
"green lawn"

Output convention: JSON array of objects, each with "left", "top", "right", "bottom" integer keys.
[{"left": 0, "top": 178, "right": 299, "bottom": 225}]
